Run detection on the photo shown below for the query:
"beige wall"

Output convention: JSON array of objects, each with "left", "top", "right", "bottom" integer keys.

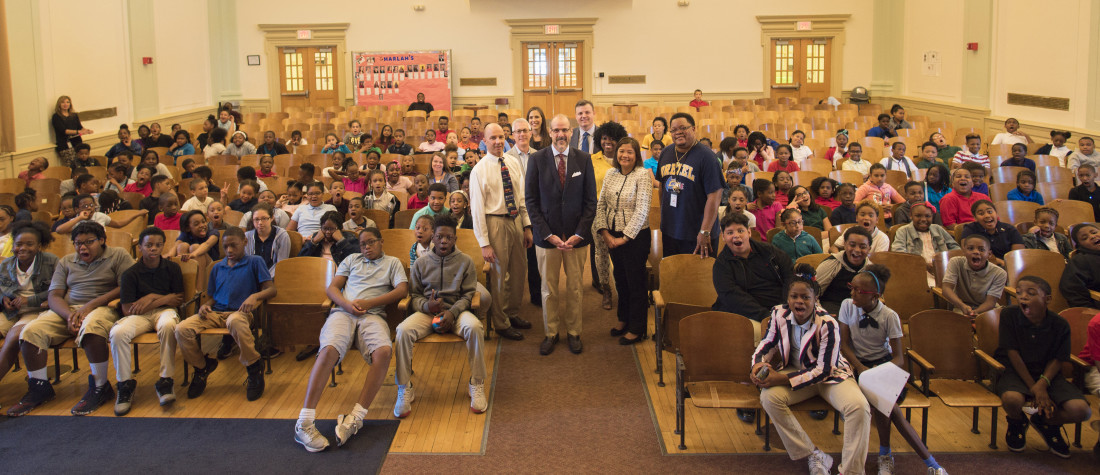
[
  {"left": 233, "top": 0, "right": 875, "bottom": 104},
  {"left": 902, "top": 0, "right": 965, "bottom": 102}
]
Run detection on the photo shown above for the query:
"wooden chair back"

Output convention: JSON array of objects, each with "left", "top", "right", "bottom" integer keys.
[
  {"left": 662, "top": 303, "right": 712, "bottom": 353},
  {"left": 1060, "top": 307, "right": 1099, "bottom": 357},
  {"left": 679, "top": 312, "right": 756, "bottom": 383},
  {"left": 394, "top": 209, "right": 417, "bottom": 230},
  {"left": 974, "top": 308, "right": 1001, "bottom": 356},
  {"left": 107, "top": 210, "right": 148, "bottom": 242},
  {"left": 868, "top": 251, "right": 934, "bottom": 322},
  {"left": 908, "top": 309, "right": 981, "bottom": 380},
  {"left": 0, "top": 178, "right": 24, "bottom": 195},
  {"left": 1036, "top": 166, "right": 1074, "bottom": 185},
  {"left": 455, "top": 229, "right": 488, "bottom": 286},
  {"left": 1047, "top": 199, "right": 1094, "bottom": 229},
  {"left": 829, "top": 170, "right": 864, "bottom": 186},
  {"left": 932, "top": 249, "right": 965, "bottom": 288},
  {"left": 791, "top": 170, "right": 823, "bottom": 187},
  {"left": 105, "top": 230, "right": 134, "bottom": 256},
  {"left": 1004, "top": 249, "right": 1068, "bottom": 312},
  {"left": 41, "top": 167, "right": 72, "bottom": 181},
  {"left": 120, "top": 192, "right": 145, "bottom": 211},
  {"left": 795, "top": 253, "right": 830, "bottom": 270},
  {"left": 1036, "top": 182, "right": 1072, "bottom": 201},
  {"left": 992, "top": 166, "right": 1027, "bottom": 184},
  {"left": 223, "top": 209, "right": 245, "bottom": 229},
  {"left": 28, "top": 178, "right": 61, "bottom": 197},
  {"left": 994, "top": 200, "right": 1040, "bottom": 226},
  {"left": 286, "top": 230, "right": 303, "bottom": 257},
  {"left": 48, "top": 232, "right": 75, "bottom": 258},
  {"left": 362, "top": 209, "right": 391, "bottom": 230},
  {"left": 266, "top": 257, "right": 336, "bottom": 347},
  {"left": 658, "top": 254, "right": 717, "bottom": 307},
  {"left": 381, "top": 228, "right": 419, "bottom": 271}
]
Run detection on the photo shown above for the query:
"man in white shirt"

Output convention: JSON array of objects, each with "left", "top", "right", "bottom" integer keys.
[
  {"left": 569, "top": 100, "right": 596, "bottom": 154},
  {"left": 470, "top": 124, "right": 534, "bottom": 341},
  {"left": 506, "top": 119, "right": 542, "bottom": 307}
]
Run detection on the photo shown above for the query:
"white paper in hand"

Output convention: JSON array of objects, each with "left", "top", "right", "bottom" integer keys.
[{"left": 857, "top": 363, "right": 910, "bottom": 416}]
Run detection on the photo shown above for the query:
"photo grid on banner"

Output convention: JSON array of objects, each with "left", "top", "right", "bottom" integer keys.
[{"left": 353, "top": 50, "right": 452, "bottom": 110}]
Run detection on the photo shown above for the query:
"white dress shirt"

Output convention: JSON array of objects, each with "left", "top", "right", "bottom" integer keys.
[{"left": 469, "top": 152, "right": 531, "bottom": 247}]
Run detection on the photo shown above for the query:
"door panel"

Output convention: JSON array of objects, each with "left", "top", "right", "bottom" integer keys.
[
  {"left": 280, "top": 47, "right": 310, "bottom": 110},
  {"left": 522, "top": 41, "right": 584, "bottom": 116},
  {"left": 769, "top": 38, "right": 832, "bottom": 101},
  {"left": 802, "top": 40, "right": 831, "bottom": 99},
  {"left": 279, "top": 46, "right": 340, "bottom": 110}
]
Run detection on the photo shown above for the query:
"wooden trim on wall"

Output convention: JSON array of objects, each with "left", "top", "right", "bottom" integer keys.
[
  {"left": 257, "top": 23, "right": 350, "bottom": 112},
  {"left": 506, "top": 18, "right": 597, "bottom": 111},
  {"left": 0, "top": 0, "right": 15, "bottom": 154},
  {"left": 756, "top": 14, "right": 850, "bottom": 100}
]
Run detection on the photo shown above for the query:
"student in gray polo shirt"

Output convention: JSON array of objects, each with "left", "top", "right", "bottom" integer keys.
[
  {"left": 8, "top": 221, "right": 134, "bottom": 417},
  {"left": 294, "top": 227, "right": 408, "bottom": 453}
]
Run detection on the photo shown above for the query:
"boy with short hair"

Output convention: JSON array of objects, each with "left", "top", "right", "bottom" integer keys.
[
  {"left": 8, "top": 221, "right": 135, "bottom": 416},
  {"left": 60, "top": 166, "right": 87, "bottom": 195},
  {"left": 995, "top": 276, "right": 1092, "bottom": 458},
  {"left": 191, "top": 166, "right": 220, "bottom": 194},
  {"left": 342, "top": 197, "right": 377, "bottom": 234},
  {"left": 1068, "top": 164, "right": 1100, "bottom": 221},
  {"left": 140, "top": 175, "right": 173, "bottom": 223},
  {"left": 1021, "top": 207, "right": 1072, "bottom": 258},
  {"left": 181, "top": 177, "right": 214, "bottom": 213},
  {"left": 387, "top": 129, "right": 412, "bottom": 156},
  {"left": 104, "top": 163, "right": 132, "bottom": 194},
  {"left": 297, "top": 163, "right": 317, "bottom": 185},
  {"left": 14, "top": 191, "right": 36, "bottom": 222},
  {"left": 109, "top": 227, "right": 184, "bottom": 415},
  {"left": 409, "top": 183, "right": 449, "bottom": 229},
  {"left": 893, "top": 181, "right": 942, "bottom": 225},
  {"left": 961, "top": 161, "right": 989, "bottom": 195},
  {"left": 153, "top": 193, "right": 182, "bottom": 231},
  {"left": 53, "top": 193, "right": 78, "bottom": 232},
  {"left": 55, "top": 194, "right": 147, "bottom": 234},
  {"left": 952, "top": 133, "right": 989, "bottom": 169},
  {"left": 174, "top": 227, "right": 275, "bottom": 401},
  {"left": 409, "top": 215, "right": 434, "bottom": 265},
  {"left": 294, "top": 228, "right": 408, "bottom": 452},
  {"left": 939, "top": 168, "right": 991, "bottom": 227},
  {"left": 71, "top": 143, "right": 100, "bottom": 169},
  {"left": 941, "top": 234, "right": 1007, "bottom": 318}
]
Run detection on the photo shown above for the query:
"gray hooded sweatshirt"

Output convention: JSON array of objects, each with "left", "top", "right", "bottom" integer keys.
[{"left": 409, "top": 247, "right": 477, "bottom": 317}]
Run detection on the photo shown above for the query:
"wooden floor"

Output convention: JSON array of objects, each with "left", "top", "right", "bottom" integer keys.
[
  {"left": 635, "top": 340, "right": 1100, "bottom": 456},
  {"left": 0, "top": 337, "right": 499, "bottom": 454}
]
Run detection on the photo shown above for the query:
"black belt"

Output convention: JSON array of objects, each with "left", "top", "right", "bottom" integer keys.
[{"left": 487, "top": 213, "right": 516, "bottom": 218}]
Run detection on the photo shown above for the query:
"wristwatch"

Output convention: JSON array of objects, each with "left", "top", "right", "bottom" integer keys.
[{"left": 699, "top": 230, "right": 711, "bottom": 236}]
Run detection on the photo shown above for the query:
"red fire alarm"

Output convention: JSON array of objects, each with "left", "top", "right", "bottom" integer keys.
[
  {"left": 142, "top": 57, "right": 153, "bottom": 65},
  {"left": 966, "top": 43, "right": 978, "bottom": 51}
]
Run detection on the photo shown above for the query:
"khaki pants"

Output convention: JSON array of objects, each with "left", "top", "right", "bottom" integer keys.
[
  {"left": 536, "top": 245, "right": 587, "bottom": 337},
  {"left": 760, "top": 375, "right": 871, "bottom": 475},
  {"left": 20, "top": 306, "right": 120, "bottom": 350},
  {"left": 175, "top": 311, "right": 259, "bottom": 368},
  {"left": 394, "top": 311, "right": 485, "bottom": 386},
  {"left": 109, "top": 308, "right": 179, "bottom": 381},
  {"left": 485, "top": 215, "right": 525, "bottom": 330}
]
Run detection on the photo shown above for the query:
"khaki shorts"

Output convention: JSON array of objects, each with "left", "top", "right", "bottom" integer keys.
[
  {"left": 0, "top": 312, "right": 38, "bottom": 338},
  {"left": 20, "top": 306, "right": 120, "bottom": 349},
  {"left": 318, "top": 310, "right": 391, "bottom": 364}
]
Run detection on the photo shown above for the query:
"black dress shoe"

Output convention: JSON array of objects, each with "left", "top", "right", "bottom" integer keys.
[
  {"left": 567, "top": 334, "right": 583, "bottom": 354},
  {"left": 736, "top": 409, "right": 756, "bottom": 424},
  {"left": 809, "top": 410, "right": 829, "bottom": 420},
  {"left": 508, "top": 316, "right": 533, "bottom": 330},
  {"left": 610, "top": 326, "right": 627, "bottom": 337},
  {"left": 539, "top": 335, "right": 559, "bottom": 355},
  {"left": 618, "top": 333, "right": 646, "bottom": 345},
  {"left": 495, "top": 328, "right": 524, "bottom": 341}
]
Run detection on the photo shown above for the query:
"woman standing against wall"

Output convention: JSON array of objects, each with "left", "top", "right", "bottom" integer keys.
[{"left": 51, "top": 96, "right": 93, "bottom": 168}]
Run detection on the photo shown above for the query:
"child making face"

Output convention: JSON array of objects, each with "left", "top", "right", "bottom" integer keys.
[
  {"left": 154, "top": 193, "right": 181, "bottom": 231},
  {"left": 407, "top": 175, "right": 430, "bottom": 210}
]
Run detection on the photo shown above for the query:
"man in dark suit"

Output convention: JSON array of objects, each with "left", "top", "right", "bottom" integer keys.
[
  {"left": 526, "top": 114, "right": 597, "bottom": 355},
  {"left": 569, "top": 100, "right": 596, "bottom": 154}
]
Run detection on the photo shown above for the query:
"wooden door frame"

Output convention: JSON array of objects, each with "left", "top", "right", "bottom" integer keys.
[
  {"left": 258, "top": 23, "right": 349, "bottom": 112},
  {"left": 507, "top": 18, "right": 596, "bottom": 114},
  {"left": 757, "top": 15, "right": 849, "bottom": 99}
]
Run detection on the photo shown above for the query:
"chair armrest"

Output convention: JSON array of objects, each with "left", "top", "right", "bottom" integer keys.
[
  {"left": 907, "top": 349, "right": 935, "bottom": 395},
  {"left": 1091, "top": 290, "right": 1100, "bottom": 302},
  {"left": 975, "top": 349, "right": 1005, "bottom": 374},
  {"left": 471, "top": 292, "right": 480, "bottom": 310},
  {"left": 653, "top": 290, "right": 665, "bottom": 310},
  {"left": 1070, "top": 354, "right": 1090, "bottom": 369},
  {"left": 1003, "top": 286, "right": 1016, "bottom": 298},
  {"left": 397, "top": 296, "right": 409, "bottom": 313},
  {"left": 321, "top": 298, "right": 333, "bottom": 309},
  {"left": 907, "top": 349, "right": 935, "bottom": 374}
]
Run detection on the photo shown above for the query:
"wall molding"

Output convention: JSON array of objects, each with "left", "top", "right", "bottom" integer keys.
[
  {"left": 257, "top": 23, "right": 350, "bottom": 112},
  {"left": 506, "top": 18, "right": 597, "bottom": 113},
  {"left": 756, "top": 14, "right": 850, "bottom": 100}
]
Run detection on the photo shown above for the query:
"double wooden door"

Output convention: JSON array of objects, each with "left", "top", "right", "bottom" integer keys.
[
  {"left": 522, "top": 41, "right": 584, "bottom": 116},
  {"left": 279, "top": 46, "right": 338, "bottom": 109},
  {"left": 769, "top": 38, "right": 832, "bottom": 101}
]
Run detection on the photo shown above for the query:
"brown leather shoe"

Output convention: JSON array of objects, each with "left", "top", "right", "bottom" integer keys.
[
  {"left": 567, "top": 334, "right": 583, "bottom": 354},
  {"left": 495, "top": 328, "right": 524, "bottom": 341},
  {"left": 508, "top": 316, "right": 532, "bottom": 330},
  {"left": 539, "top": 335, "right": 559, "bottom": 355}
]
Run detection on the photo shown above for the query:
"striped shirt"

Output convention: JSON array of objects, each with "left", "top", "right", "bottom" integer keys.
[{"left": 751, "top": 304, "right": 853, "bottom": 390}]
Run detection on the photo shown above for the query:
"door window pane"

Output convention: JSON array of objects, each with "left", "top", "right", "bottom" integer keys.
[
  {"left": 774, "top": 43, "right": 794, "bottom": 85},
  {"left": 527, "top": 46, "right": 547, "bottom": 89},
  {"left": 283, "top": 51, "right": 304, "bottom": 92},
  {"left": 806, "top": 43, "right": 826, "bottom": 84},
  {"left": 314, "top": 51, "right": 334, "bottom": 91},
  {"left": 557, "top": 45, "right": 577, "bottom": 88}
]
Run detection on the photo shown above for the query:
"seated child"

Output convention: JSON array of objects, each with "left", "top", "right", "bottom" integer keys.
[
  {"left": 409, "top": 183, "right": 449, "bottom": 229},
  {"left": 55, "top": 194, "right": 147, "bottom": 234},
  {"left": 854, "top": 164, "right": 905, "bottom": 221},
  {"left": 342, "top": 197, "right": 377, "bottom": 234},
  {"left": 960, "top": 200, "right": 1024, "bottom": 266},
  {"left": 721, "top": 187, "right": 757, "bottom": 230},
  {"left": 837, "top": 265, "right": 948, "bottom": 475},
  {"left": 104, "top": 163, "right": 131, "bottom": 194},
  {"left": 256, "top": 155, "right": 277, "bottom": 179},
  {"left": 409, "top": 215, "right": 434, "bottom": 266},
  {"left": 952, "top": 134, "right": 988, "bottom": 169},
  {"left": 1006, "top": 169, "right": 1044, "bottom": 204},
  {"left": 60, "top": 166, "right": 86, "bottom": 195},
  {"left": 995, "top": 276, "right": 1091, "bottom": 458},
  {"left": 123, "top": 166, "right": 154, "bottom": 197},
  {"left": 406, "top": 174, "right": 430, "bottom": 211},
  {"left": 941, "top": 234, "right": 1007, "bottom": 318},
  {"left": 829, "top": 183, "right": 858, "bottom": 225},
  {"left": 139, "top": 175, "right": 173, "bottom": 224},
  {"left": 14, "top": 191, "right": 36, "bottom": 222},
  {"left": 53, "top": 193, "right": 77, "bottom": 232},
  {"left": 227, "top": 181, "right": 259, "bottom": 213},
  {"left": 447, "top": 190, "right": 473, "bottom": 229},
  {"left": 748, "top": 178, "right": 783, "bottom": 240},
  {"left": 181, "top": 178, "right": 214, "bottom": 213},
  {"left": 892, "top": 181, "right": 942, "bottom": 226},
  {"left": 830, "top": 201, "right": 889, "bottom": 253},
  {"left": 962, "top": 161, "right": 989, "bottom": 196},
  {"left": 153, "top": 193, "right": 181, "bottom": 231},
  {"left": 170, "top": 210, "right": 220, "bottom": 267},
  {"left": 1021, "top": 207, "right": 1071, "bottom": 258},
  {"left": 771, "top": 209, "right": 822, "bottom": 260},
  {"left": 1059, "top": 223, "right": 1100, "bottom": 308}
]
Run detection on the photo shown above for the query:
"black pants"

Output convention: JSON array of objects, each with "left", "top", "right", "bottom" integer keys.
[
  {"left": 527, "top": 244, "right": 541, "bottom": 303},
  {"left": 662, "top": 233, "right": 717, "bottom": 257},
  {"left": 609, "top": 229, "right": 652, "bottom": 335}
]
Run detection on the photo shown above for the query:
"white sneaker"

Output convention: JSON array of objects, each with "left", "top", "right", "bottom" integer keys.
[
  {"left": 394, "top": 384, "right": 415, "bottom": 418},
  {"left": 927, "top": 468, "right": 948, "bottom": 475},
  {"left": 877, "top": 454, "right": 894, "bottom": 475},
  {"left": 294, "top": 422, "right": 330, "bottom": 453},
  {"left": 335, "top": 413, "right": 363, "bottom": 446},
  {"left": 808, "top": 449, "right": 833, "bottom": 475},
  {"left": 468, "top": 380, "right": 487, "bottom": 414}
]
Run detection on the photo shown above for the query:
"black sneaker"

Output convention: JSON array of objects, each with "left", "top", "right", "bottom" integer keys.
[
  {"left": 114, "top": 379, "right": 137, "bottom": 416},
  {"left": 736, "top": 409, "right": 756, "bottom": 424},
  {"left": 155, "top": 377, "right": 176, "bottom": 406},
  {"left": 187, "top": 357, "right": 219, "bottom": 399},
  {"left": 6, "top": 378, "right": 55, "bottom": 417},
  {"left": 71, "top": 375, "right": 115, "bottom": 416},
  {"left": 809, "top": 410, "right": 829, "bottom": 420},
  {"left": 217, "top": 335, "right": 236, "bottom": 360},
  {"left": 245, "top": 360, "right": 265, "bottom": 401},
  {"left": 1030, "top": 413, "right": 1070, "bottom": 458},
  {"left": 1006, "top": 416, "right": 1029, "bottom": 452}
]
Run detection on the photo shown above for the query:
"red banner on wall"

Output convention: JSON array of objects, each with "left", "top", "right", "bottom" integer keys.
[{"left": 352, "top": 50, "right": 452, "bottom": 110}]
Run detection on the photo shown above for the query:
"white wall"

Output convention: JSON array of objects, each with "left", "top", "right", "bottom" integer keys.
[
  {"left": 152, "top": 0, "right": 212, "bottom": 114},
  {"left": 234, "top": 0, "right": 874, "bottom": 101},
  {"left": 989, "top": 0, "right": 1093, "bottom": 127},
  {"left": 902, "top": 0, "right": 964, "bottom": 102}
]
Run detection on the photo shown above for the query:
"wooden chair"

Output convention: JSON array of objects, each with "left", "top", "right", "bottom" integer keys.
[
  {"left": 1003, "top": 249, "right": 1069, "bottom": 312},
  {"left": 120, "top": 192, "right": 145, "bottom": 211},
  {"left": 675, "top": 311, "right": 764, "bottom": 450},
  {"left": 362, "top": 209, "right": 391, "bottom": 230},
  {"left": 1060, "top": 307, "right": 1100, "bottom": 447},
  {"left": 107, "top": 210, "right": 147, "bottom": 245},
  {"left": 973, "top": 308, "right": 1002, "bottom": 357},
  {"left": 884, "top": 170, "right": 908, "bottom": 192},
  {"left": 264, "top": 257, "right": 336, "bottom": 380},
  {"left": 130, "top": 258, "right": 201, "bottom": 376},
  {"left": 745, "top": 171, "right": 774, "bottom": 185},
  {"left": 907, "top": 309, "right": 1004, "bottom": 449},
  {"left": 287, "top": 230, "right": 303, "bottom": 257},
  {"left": 105, "top": 230, "right": 134, "bottom": 256},
  {"left": 868, "top": 252, "right": 933, "bottom": 322},
  {"left": 790, "top": 171, "right": 823, "bottom": 187},
  {"left": 381, "top": 229, "right": 419, "bottom": 272},
  {"left": 992, "top": 166, "right": 1027, "bottom": 184},
  {"left": 28, "top": 178, "right": 61, "bottom": 198},
  {"left": 794, "top": 253, "right": 829, "bottom": 270},
  {"left": 393, "top": 209, "right": 417, "bottom": 230},
  {"left": 798, "top": 159, "right": 832, "bottom": 176},
  {"left": 829, "top": 170, "right": 865, "bottom": 186},
  {"left": 1047, "top": 200, "right": 1094, "bottom": 229},
  {"left": 223, "top": 210, "right": 245, "bottom": 229},
  {"left": 652, "top": 255, "right": 716, "bottom": 387},
  {"left": 994, "top": 200, "right": 1040, "bottom": 226},
  {"left": 987, "top": 182, "right": 1015, "bottom": 203},
  {"left": 931, "top": 249, "right": 965, "bottom": 308},
  {"left": 0, "top": 178, "right": 26, "bottom": 194},
  {"left": 1036, "top": 166, "right": 1074, "bottom": 185},
  {"left": 41, "top": 167, "right": 71, "bottom": 181},
  {"left": 1037, "top": 182, "right": 1072, "bottom": 201}
]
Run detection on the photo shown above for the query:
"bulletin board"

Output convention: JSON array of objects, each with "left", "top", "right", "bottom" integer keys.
[{"left": 352, "top": 50, "right": 452, "bottom": 109}]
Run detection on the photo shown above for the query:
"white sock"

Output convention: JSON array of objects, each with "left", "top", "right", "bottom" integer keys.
[
  {"left": 29, "top": 367, "right": 48, "bottom": 381},
  {"left": 351, "top": 403, "right": 368, "bottom": 420},
  {"left": 90, "top": 362, "right": 109, "bottom": 387},
  {"left": 298, "top": 408, "right": 316, "bottom": 425}
]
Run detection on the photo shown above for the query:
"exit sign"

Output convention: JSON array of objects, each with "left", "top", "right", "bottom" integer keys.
[
  {"left": 297, "top": 29, "right": 312, "bottom": 39},
  {"left": 796, "top": 21, "right": 812, "bottom": 31},
  {"left": 545, "top": 24, "right": 560, "bottom": 35}
]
